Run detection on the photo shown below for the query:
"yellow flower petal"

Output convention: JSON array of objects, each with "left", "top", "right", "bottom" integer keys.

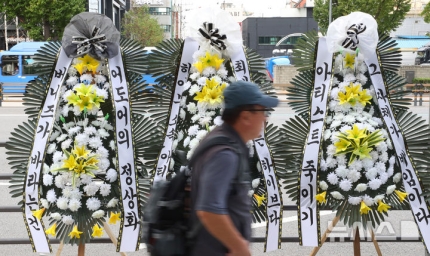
[
  {"left": 72, "top": 144, "right": 90, "bottom": 159},
  {"left": 315, "top": 191, "right": 327, "bottom": 204},
  {"left": 32, "top": 208, "right": 45, "bottom": 220},
  {"left": 360, "top": 201, "right": 371, "bottom": 215},
  {"left": 344, "top": 52, "right": 355, "bottom": 69},
  {"left": 68, "top": 225, "right": 83, "bottom": 239},
  {"left": 109, "top": 212, "right": 121, "bottom": 224},
  {"left": 377, "top": 200, "right": 391, "bottom": 213},
  {"left": 346, "top": 124, "right": 367, "bottom": 141},
  {"left": 63, "top": 155, "right": 77, "bottom": 171},
  {"left": 45, "top": 223, "right": 57, "bottom": 237},
  {"left": 73, "top": 62, "right": 86, "bottom": 75},
  {"left": 334, "top": 138, "right": 351, "bottom": 153},
  {"left": 92, "top": 224, "right": 104, "bottom": 237},
  {"left": 193, "top": 61, "right": 205, "bottom": 73},
  {"left": 253, "top": 194, "right": 266, "bottom": 207},
  {"left": 395, "top": 190, "right": 408, "bottom": 203}
]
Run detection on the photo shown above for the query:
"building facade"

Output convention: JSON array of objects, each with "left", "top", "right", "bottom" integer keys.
[
  {"left": 135, "top": 0, "right": 173, "bottom": 39},
  {"left": 242, "top": 8, "right": 318, "bottom": 58},
  {"left": 87, "top": 0, "right": 130, "bottom": 31}
]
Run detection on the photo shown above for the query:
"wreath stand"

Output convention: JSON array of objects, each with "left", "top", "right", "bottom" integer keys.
[
  {"left": 309, "top": 215, "right": 382, "bottom": 256},
  {"left": 55, "top": 222, "right": 127, "bottom": 256}
]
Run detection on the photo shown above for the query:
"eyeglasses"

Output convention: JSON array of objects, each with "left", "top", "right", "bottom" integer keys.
[{"left": 246, "top": 108, "right": 272, "bottom": 117}]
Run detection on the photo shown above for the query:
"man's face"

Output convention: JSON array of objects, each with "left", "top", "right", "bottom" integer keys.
[{"left": 244, "top": 105, "right": 268, "bottom": 140}]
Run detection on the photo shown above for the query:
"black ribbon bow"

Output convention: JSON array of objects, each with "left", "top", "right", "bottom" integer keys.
[
  {"left": 341, "top": 23, "right": 366, "bottom": 51},
  {"left": 72, "top": 26, "right": 108, "bottom": 57},
  {"left": 198, "top": 22, "right": 227, "bottom": 50}
]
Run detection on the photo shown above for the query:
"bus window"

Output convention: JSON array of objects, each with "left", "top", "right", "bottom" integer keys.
[
  {"left": 1, "top": 55, "right": 18, "bottom": 76},
  {"left": 23, "top": 55, "right": 36, "bottom": 75}
]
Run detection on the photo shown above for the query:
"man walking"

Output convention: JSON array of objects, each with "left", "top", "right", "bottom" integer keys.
[{"left": 189, "top": 80, "right": 279, "bottom": 256}]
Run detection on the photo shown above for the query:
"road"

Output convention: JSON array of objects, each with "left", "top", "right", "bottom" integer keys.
[{"left": 0, "top": 98, "right": 429, "bottom": 255}]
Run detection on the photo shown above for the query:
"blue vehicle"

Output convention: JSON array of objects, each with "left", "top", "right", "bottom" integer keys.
[{"left": 0, "top": 42, "right": 48, "bottom": 90}]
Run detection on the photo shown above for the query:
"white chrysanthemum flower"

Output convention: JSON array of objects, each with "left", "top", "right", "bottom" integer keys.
[
  {"left": 107, "top": 198, "right": 119, "bottom": 208},
  {"left": 327, "top": 172, "right": 339, "bottom": 185},
  {"left": 217, "top": 67, "right": 228, "bottom": 78},
  {"left": 363, "top": 195, "right": 375, "bottom": 206},
  {"left": 177, "top": 130, "right": 184, "bottom": 142},
  {"left": 94, "top": 74, "right": 107, "bottom": 84},
  {"left": 62, "top": 186, "right": 73, "bottom": 198},
  {"left": 169, "top": 158, "right": 175, "bottom": 170},
  {"left": 68, "top": 198, "right": 81, "bottom": 212},
  {"left": 98, "top": 158, "right": 110, "bottom": 172},
  {"left": 375, "top": 161, "right": 386, "bottom": 173},
  {"left": 80, "top": 173, "right": 93, "bottom": 185},
  {"left": 389, "top": 156, "right": 395, "bottom": 165},
  {"left": 189, "top": 72, "right": 200, "bottom": 81},
  {"left": 43, "top": 163, "right": 50, "bottom": 174},
  {"left": 57, "top": 197, "right": 69, "bottom": 210},
  {"left": 365, "top": 167, "right": 378, "bottom": 180},
  {"left": 183, "top": 81, "right": 192, "bottom": 92},
  {"left": 62, "top": 215, "right": 74, "bottom": 225},
  {"left": 202, "top": 66, "right": 216, "bottom": 76},
  {"left": 196, "top": 130, "right": 208, "bottom": 140},
  {"left": 330, "top": 120, "right": 342, "bottom": 129},
  {"left": 368, "top": 178, "right": 382, "bottom": 190},
  {"left": 96, "top": 147, "right": 109, "bottom": 159},
  {"left": 331, "top": 191, "right": 344, "bottom": 200},
  {"left": 330, "top": 87, "right": 339, "bottom": 99},
  {"left": 344, "top": 115, "right": 356, "bottom": 124},
  {"left": 75, "top": 133, "right": 89, "bottom": 146},
  {"left": 323, "top": 129, "right": 332, "bottom": 140},
  {"left": 106, "top": 168, "right": 118, "bottom": 183},
  {"left": 188, "top": 125, "right": 199, "bottom": 136},
  {"left": 199, "top": 116, "right": 212, "bottom": 126},
  {"left": 355, "top": 183, "right": 367, "bottom": 192},
  {"left": 68, "top": 126, "right": 81, "bottom": 136},
  {"left": 84, "top": 126, "right": 97, "bottom": 135},
  {"left": 374, "top": 194, "right": 385, "bottom": 202},
  {"left": 362, "top": 158, "right": 374, "bottom": 170},
  {"left": 387, "top": 166, "right": 394, "bottom": 177},
  {"left": 66, "top": 76, "right": 79, "bottom": 86},
  {"left": 386, "top": 185, "right": 396, "bottom": 194},
  {"left": 393, "top": 173, "right": 402, "bottom": 183},
  {"left": 186, "top": 148, "right": 195, "bottom": 159},
  {"left": 43, "top": 174, "right": 53, "bottom": 186},
  {"left": 252, "top": 178, "right": 260, "bottom": 189},
  {"left": 349, "top": 160, "right": 363, "bottom": 171},
  {"left": 197, "top": 77, "right": 207, "bottom": 85},
  {"left": 348, "top": 196, "right": 362, "bottom": 205},
  {"left": 336, "top": 155, "right": 347, "bottom": 166},
  {"left": 347, "top": 169, "right": 361, "bottom": 182},
  {"left": 86, "top": 197, "right": 101, "bottom": 211},
  {"left": 50, "top": 131, "right": 61, "bottom": 142},
  {"left": 189, "top": 138, "right": 200, "bottom": 151},
  {"left": 46, "top": 189, "right": 57, "bottom": 203},
  {"left": 46, "top": 143, "right": 56, "bottom": 154},
  {"left": 84, "top": 183, "right": 100, "bottom": 196},
  {"left": 92, "top": 210, "right": 105, "bottom": 219},
  {"left": 50, "top": 212, "right": 62, "bottom": 221},
  {"left": 343, "top": 73, "right": 356, "bottom": 82},
  {"left": 189, "top": 84, "right": 201, "bottom": 96},
  {"left": 70, "top": 188, "right": 83, "bottom": 200},
  {"left": 335, "top": 165, "right": 348, "bottom": 178},
  {"left": 339, "top": 125, "right": 352, "bottom": 133},
  {"left": 248, "top": 190, "right": 254, "bottom": 197},
  {"left": 214, "top": 116, "right": 223, "bottom": 126},
  {"left": 180, "top": 95, "right": 187, "bottom": 107},
  {"left": 327, "top": 145, "right": 336, "bottom": 156},
  {"left": 97, "top": 128, "right": 109, "bottom": 138},
  {"left": 55, "top": 175, "right": 66, "bottom": 189},
  {"left": 183, "top": 136, "right": 191, "bottom": 147},
  {"left": 172, "top": 139, "right": 178, "bottom": 151},
  {"left": 319, "top": 181, "right": 328, "bottom": 190},
  {"left": 370, "top": 151, "right": 379, "bottom": 161},
  {"left": 379, "top": 172, "right": 389, "bottom": 184},
  {"left": 89, "top": 136, "right": 103, "bottom": 149},
  {"left": 320, "top": 159, "right": 328, "bottom": 171},
  {"left": 56, "top": 134, "right": 68, "bottom": 142},
  {"left": 378, "top": 151, "right": 388, "bottom": 163},
  {"left": 339, "top": 179, "right": 353, "bottom": 191},
  {"left": 326, "top": 157, "right": 337, "bottom": 168},
  {"left": 329, "top": 100, "right": 338, "bottom": 111},
  {"left": 187, "top": 102, "right": 198, "bottom": 114}
]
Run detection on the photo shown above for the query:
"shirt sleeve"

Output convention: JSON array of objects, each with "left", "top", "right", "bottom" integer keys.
[{"left": 194, "top": 149, "right": 239, "bottom": 215}]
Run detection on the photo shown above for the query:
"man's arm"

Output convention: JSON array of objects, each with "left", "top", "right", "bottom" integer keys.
[{"left": 196, "top": 211, "right": 250, "bottom": 256}]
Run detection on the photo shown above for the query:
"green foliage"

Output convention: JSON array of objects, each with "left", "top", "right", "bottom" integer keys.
[
  {"left": 313, "top": 0, "right": 411, "bottom": 35},
  {"left": 0, "top": 0, "right": 86, "bottom": 41},
  {"left": 121, "top": 5, "right": 164, "bottom": 47},
  {"left": 422, "top": 3, "right": 430, "bottom": 23},
  {"left": 412, "top": 77, "right": 430, "bottom": 84}
]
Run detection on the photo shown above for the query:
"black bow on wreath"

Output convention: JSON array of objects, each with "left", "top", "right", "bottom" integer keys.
[
  {"left": 72, "top": 26, "right": 108, "bottom": 57},
  {"left": 341, "top": 23, "right": 366, "bottom": 51},
  {"left": 198, "top": 22, "right": 227, "bottom": 50}
]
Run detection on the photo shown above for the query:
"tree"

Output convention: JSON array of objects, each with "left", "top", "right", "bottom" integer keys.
[
  {"left": 0, "top": 0, "right": 86, "bottom": 41},
  {"left": 313, "top": 0, "right": 411, "bottom": 35},
  {"left": 121, "top": 5, "right": 164, "bottom": 47},
  {"left": 421, "top": 3, "right": 430, "bottom": 23}
]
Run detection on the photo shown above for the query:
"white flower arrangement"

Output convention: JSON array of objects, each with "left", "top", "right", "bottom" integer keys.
[{"left": 315, "top": 51, "right": 405, "bottom": 215}]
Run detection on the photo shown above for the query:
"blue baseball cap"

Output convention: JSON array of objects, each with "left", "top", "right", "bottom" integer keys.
[{"left": 223, "top": 81, "right": 279, "bottom": 110}]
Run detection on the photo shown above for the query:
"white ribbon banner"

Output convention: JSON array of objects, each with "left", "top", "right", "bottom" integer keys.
[
  {"left": 230, "top": 47, "right": 250, "bottom": 82},
  {"left": 109, "top": 46, "right": 140, "bottom": 252},
  {"left": 153, "top": 37, "right": 199, "bottom": 184},
  {"left": 24, "top": 48, "right": 72, "bottom": 253},
  {"left": 298, "top": 37, "right": 333, "bottom": 247},
  {"left": 366, "top": 53, "right": 430, "bottom": 253},
  {"left": 254, "top": 130, "right": 283, "bottom": 252}
]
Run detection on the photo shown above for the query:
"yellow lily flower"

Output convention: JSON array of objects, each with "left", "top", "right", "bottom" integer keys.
[
  {"left": 86, "top": 156, "right": 99, "bottom": 166},
  {"left": 76, "top": 95, "right": 93, "bottom": 112},
  {"left": 75, "top": 84, "right": 94, "bottom": 97},
  {"left": 63, "top": 155, "right": 77, "bottom": 171},
  {"left": 358, "top": 89, "right": 372, "bottom": 106},
  {"left": 66, "top": 93, "right": 82, "bottom": 106},
  {"left": 193, "top": 61, "right": 205, "bottom": 73},
  {"left": 205, "top": 77, "right": 220, "bottom": 90},
  {"left": 72, "top": 144, "right": 90, "bottom": 159},
  {"left": 92, "top": 224, "right": 104, "bottom": 237},
  {"left": 207, "top": 87, "right": 223, "bottom": 105},
  {"left": 73, "top": 62, "right": 86, "bottom": 75},
  {"left": 377, "top": 200, "right": 391, "bottom": 213},
  {"left": 315, "top": 191, "right": 327, "bottom": 204},
  {"left": 68, "top": 225, "right": 83, "bottom": 239},
  {"left": 77, "top": 55, "right": 100, "bottom": 73},
  {"left": 338, "top": 90, "right": 351, "bottom": 105},
  {"left": 199, "top": 52, "right": 224, "bottom": 70},
  {"left": 334, "top": 138, "right": 351, "bottom": 153},
  {"left": 194, "top": 86, "right": 210, "bottom": 103},
  {"left": 32, "top": 208, "right": 45, "bottom": 220},
  {"left": 89, "top": 93, "right": 105, "bottom": 108},
  {"left": 346, "top": 124, "right": 367, "bottom": 141},
  {"left": 344, "top": 52, "right": 355, "bottom": 69},
  {"left": 45, "top": 223, "right": 57, "bottom": 237},
  {"left": 253, "top": 194, "right": 266, "bottom": 207},
  {"left": 345, "top": 82, "right": 361, "bottom": 95},
  {"left": 395, "top": 190, "right": 408, "bottom": 203},
  {"left": 360, "top": 201, "right": 371, "bottom": 215},
  {"left": 352, "top": 142, "right": 372, "bottom": 160},
  {"left": 109, "top": 212, "right": 121, "bottom": 224}
]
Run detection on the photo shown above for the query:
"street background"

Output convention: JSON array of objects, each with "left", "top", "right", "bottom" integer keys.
[{"left": 0, "top": 94, "right": 429, "bottom": 255}]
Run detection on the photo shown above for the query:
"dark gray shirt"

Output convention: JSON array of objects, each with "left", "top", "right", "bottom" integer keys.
[{"left": 190, "top": 124, "right": 252, "bottom": 256}]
